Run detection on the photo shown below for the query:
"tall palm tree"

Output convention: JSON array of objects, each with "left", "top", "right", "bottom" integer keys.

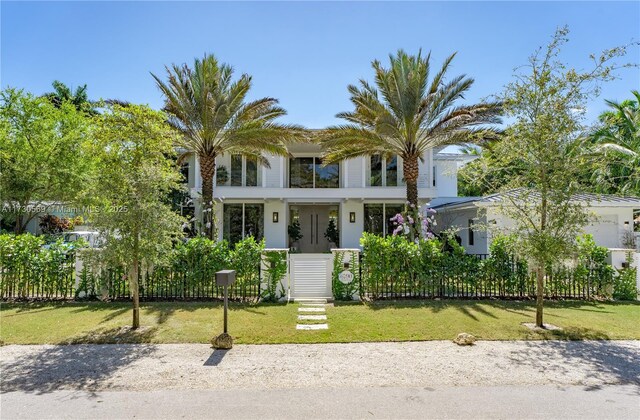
[
  {"left": 590, "top": 90, "right": 640, "bottom": 195},
  {"left": 321, "top": 50, "right": 502, "bottom": 207},
  {"left": 45, "top": 80, "right": 97, "bottom": 115},
  {"left": 152, "top": 54, "right": 304, "bottom": 239}
]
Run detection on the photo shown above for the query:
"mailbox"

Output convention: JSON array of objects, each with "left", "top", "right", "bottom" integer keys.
[{"left": 216, "top": 270, "right": 236, "bottom": 286}]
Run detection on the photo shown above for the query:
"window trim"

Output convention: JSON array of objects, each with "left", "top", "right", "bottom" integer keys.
[{"left": 468, "top": 218, "right": 475, "bottom": 246}]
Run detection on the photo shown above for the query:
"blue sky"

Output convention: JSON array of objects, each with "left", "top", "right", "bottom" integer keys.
[{"left": 2, "top": 1, "right": 639, "bottom": 128}]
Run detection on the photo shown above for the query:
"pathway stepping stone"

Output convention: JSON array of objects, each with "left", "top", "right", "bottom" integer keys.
[
  {"left": 296, "top": 323, "right": 328, "bottom": 330},
  {"left": 298, "top": 307, "right": 325, "bottom": 312},
  {"left": 298, "top": 314, "right": 327, "bottom": 321}
]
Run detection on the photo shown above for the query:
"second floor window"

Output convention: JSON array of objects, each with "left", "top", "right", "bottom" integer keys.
[
  {"left": 289, "top": 157, "right": 339, "bottom": 188},
  {"left": 370, "top": 155, "right": 399, "bottom": 186},
  {"left": 230, "top": 155, "right": 258, "bottom": 187}
]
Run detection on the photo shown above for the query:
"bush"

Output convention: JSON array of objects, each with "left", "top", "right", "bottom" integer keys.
[
  {"left": 0, "top": 233, "right": 83, "bottom": 298},
  {"left": 261, "top": 250, "right": 288, "bottom": 302},
  {"left": 613, "top": 253, "right": 637, "bottom": 300}
]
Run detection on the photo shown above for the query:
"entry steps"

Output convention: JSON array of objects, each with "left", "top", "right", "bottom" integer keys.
[{"left": 296, "top": 299, "right": 329, "bottom": 330}]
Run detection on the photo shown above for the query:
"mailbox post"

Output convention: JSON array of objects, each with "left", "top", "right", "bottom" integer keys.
[{"left": 212, "top": 269, "right": 236, "bottom": 349}]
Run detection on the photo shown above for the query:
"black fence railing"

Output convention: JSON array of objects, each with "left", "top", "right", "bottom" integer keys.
[{"left": 357, "top": 252, "right": 614, "bottom": 300}]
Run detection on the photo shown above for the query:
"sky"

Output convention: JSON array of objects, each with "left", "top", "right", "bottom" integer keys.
[{"left": 2, "top": 1, "right": 639, "bottom": 128}]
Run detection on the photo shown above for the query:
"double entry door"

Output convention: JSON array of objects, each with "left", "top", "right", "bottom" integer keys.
[{"left": 291, "top": 205, "right": 336, "bottom": 253}]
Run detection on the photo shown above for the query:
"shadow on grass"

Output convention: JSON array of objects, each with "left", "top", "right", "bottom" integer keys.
[
  {"left": 506, "top": 339, "right": 640, "bottom": 394},
  {"left": 0, "top": 330, "right": 157, "bottom": 394}
]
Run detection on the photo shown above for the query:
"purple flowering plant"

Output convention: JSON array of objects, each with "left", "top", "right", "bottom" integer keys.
[{"left": 390, "top": 202, "right": 437, "bottom": 242}]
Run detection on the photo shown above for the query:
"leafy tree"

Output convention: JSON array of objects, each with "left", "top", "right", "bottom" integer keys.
[
  {"left": 89, "top": 104, "right": 185, "bottom": 329},
  {"left": 320, "top": 49, "right": 502, "bottom": 208},
  {"left": 0, "top": 88, "right": 92, "bottom": 233},
  {"left": 589, "top": 91, "right": 640, "bottom": 195},
  {"left": 476, "top": 27, "right": 633, "bottom": 327},
  {"left": 44, "top": 80, "right": 97, "bottom": 115},
  {"left": 152, "top": 54, "right": 305, "bottom": 239}
]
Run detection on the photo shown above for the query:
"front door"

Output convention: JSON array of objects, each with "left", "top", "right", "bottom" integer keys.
[{"left": 291, "top": 205, "right": 336, "bottom": 253}]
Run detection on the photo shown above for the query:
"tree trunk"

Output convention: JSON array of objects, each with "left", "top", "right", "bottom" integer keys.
[
  {"left": 131, "top": 232, "right": 140, "bottom": 330},
  {"left": 130, "top": 258, "right": 140, "bottom": 329},
  {"left": 536, "top": 265, "right": 545, "bottom": 328},
  {"left": 403, "top": 154, "right": 419, "bottom": 208},
  {"left": 200, "top": 153, "right": 216, "bottom": 240},
  {"left": 14, "top": 213, "right": 24, "bottom": 234}
]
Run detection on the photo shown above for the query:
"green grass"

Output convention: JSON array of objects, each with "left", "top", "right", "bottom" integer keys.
[{"left": 1, "top": 300, "right": 639, "bottom": 345}]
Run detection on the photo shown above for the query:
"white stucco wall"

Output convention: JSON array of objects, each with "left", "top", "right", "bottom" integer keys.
[
  {"left": 340, "top": 200, "right": 364, "bottom": 249},
  {"left": 264, "top": 200, "right": 287, "bottom": 248},
  {"left": 435, "top": 160, "right": 458, "bottom": 198},
  {"left": 434, "top": 207, "right": 489, "bottom": 254}
]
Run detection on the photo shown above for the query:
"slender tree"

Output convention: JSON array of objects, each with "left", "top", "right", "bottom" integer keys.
[
  {"left": 321, "top": 49, "right": 502, "bottom": 208},
  {"left": 89, "top": 104, "right": 185, "bottom": 329},
  {"left": 477, "top": 27, "right": 633, "bottom": 327},
  {"left": 152, "top": 54, "right": 305, "bottom": 239}
]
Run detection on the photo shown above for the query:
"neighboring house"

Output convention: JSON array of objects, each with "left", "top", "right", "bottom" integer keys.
[
  {"left": 431, "top": 192, "right": 640, "bottom": 254},
  {"left": 181, "top": 146, "right": 470, "bottom": 251}
]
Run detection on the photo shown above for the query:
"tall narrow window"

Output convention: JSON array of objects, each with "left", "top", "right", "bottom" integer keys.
[
  {"left": 245, "top": 158, "right": 258, "bottom": 187},
  {"left": 180, "top": 162, "right": 189, "bottom": 184},
  {"left": 433, "top": 166, "right": 437, "bottom": 187},
  {"left": 468, "top": 219, "right": 475, "bottom": 246},
  {"left": 370, "top": 155, "right": 383, "bottom": 186},
  {"left": 230, "top": 155, "right": 243, "bottom": 186},
  {"left": 364, "top": 204, "right": 384, "bottom": 235},
  {"left": 386, "top": 156, "right": 398, "bottom": 186}
]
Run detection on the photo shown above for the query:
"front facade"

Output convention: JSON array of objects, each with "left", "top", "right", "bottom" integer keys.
[{"left": 182, "top": 145, "right": 465, "bottom": 251}]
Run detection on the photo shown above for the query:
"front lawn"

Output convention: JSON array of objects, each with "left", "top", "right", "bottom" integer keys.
[{"left": 1, "top": 300, "right": 638, "bottom": 345}]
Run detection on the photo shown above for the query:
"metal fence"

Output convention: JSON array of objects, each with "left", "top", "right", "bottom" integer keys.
[{"left": 358, "top": 253, "right": 615, "bottom": 300}]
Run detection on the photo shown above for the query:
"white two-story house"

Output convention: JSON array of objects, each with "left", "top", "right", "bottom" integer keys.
[{"left": 182, "top": 145, "right": 466, "bottom": 252}]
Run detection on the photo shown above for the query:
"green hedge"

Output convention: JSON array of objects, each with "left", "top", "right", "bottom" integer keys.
[
  {"left": 360, "top": 233, "right": 632, "bottom": 300},
  {"left": 1, "top": 234, "right": 266, "bottom": 302},
  {"left": 0, "top": 233, "right": 83, "bottom": 299}
]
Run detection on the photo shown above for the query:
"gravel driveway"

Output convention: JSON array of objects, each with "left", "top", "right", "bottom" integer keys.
[{"left": 1, "top": 341, "right": 639, "bottom": 393}]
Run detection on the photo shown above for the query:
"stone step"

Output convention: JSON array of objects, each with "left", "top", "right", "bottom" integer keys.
[
  {"left": 295, "top": 298, "right": 328, "bottom": 304},
  {"left": 296, "top": 323, "right": 329, "bottom": 330},
  {"left": 298, "top": 314, "right": 327, "bottom": 321},
  {"left": 299, "top": 303, "right": 326, "bottom": 307},
  {"left": 298, "top": 307, "right": 326, "bottom": 313}
]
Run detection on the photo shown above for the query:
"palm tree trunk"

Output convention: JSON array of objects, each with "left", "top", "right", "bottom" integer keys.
[
  {"left": 403, "top": 154, "right": 419, "bottom": 208},
  {"left": 199, "top": 154, "right": 216, "bottom": 240},
  {"left": 536, "top": 264, "right": 544, "bottom": 328}
]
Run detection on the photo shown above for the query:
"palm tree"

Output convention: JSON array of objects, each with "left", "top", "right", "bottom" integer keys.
[
  {"left": 152, "top": 54, "right": 304, "bottom": 239},
  {"left": 45, "top": 80, "right": 97, "bottom": 115},
  {"left": 321, "top": 50, "right": 502, "bottom": 207},
  {"left": 590, "top": 91, "right": 640, "bottom": 195}
]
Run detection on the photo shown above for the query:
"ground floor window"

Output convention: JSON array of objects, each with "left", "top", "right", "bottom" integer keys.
[
  {"left": 223, "top": 203, "right": 264, "bottom": 245},
  {"left": 364, "top": 203, "right": 404, "bottom": 236}
]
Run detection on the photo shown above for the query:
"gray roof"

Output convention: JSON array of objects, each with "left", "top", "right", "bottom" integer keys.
[{"left": 432, "top": 189, "right": 640, "bottom": 210}]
